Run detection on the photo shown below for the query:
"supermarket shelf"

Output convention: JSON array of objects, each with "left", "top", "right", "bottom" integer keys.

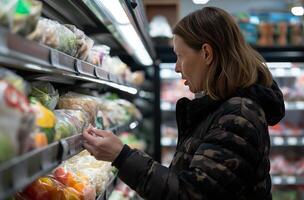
[
  {"left": 97, "top": 174, "right": 117, "bottom": 200},
  {"left": 270, "top": 136, "right": 304, "bottom": 147},
  {"left": 0, "top": 120, "right": 140, "bottom": 200},
  {"left": 272, "top": 175, "right": 304, "bottom": 185},
  {"left": 161, "top": 137, "right": 177, "bottom": 147},
  {"left": 0, "top": 28, "right": 138, "bottom": 95}
]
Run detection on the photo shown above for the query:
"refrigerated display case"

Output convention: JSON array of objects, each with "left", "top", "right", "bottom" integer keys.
[{"left": 0, "top": 0, "right": 157, "bottom": 199}]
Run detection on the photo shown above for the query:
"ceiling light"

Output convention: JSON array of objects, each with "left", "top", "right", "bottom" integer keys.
[
  {"left": 291, "top": 6, "right": 304, "bottom": 16},
  {"left": 192, "top": 0, "right": 210, "bottom": 4},
  {"left": 98, "top": 0, "right": 130, "bottom": 24},
  {"left": 118, "top": 25, "right": 153, "bottom": 66}
]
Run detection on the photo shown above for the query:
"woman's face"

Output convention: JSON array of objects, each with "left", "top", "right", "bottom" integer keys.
[{"left": 173, "top": 35, "right": 210, "bottom": 93}]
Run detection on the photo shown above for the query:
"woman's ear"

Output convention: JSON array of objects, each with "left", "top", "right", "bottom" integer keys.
[{"left": 201, "top": 43, "right": 213, "bottom": 66}]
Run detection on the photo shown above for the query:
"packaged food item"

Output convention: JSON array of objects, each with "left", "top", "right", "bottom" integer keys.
[
  {"left": 0, "top": 0, "right": 18, "bottom": 27},
  {"left": 62, "top": 150, "right": 114, "bottom": 195},
  {"left": 20, "top": 176, "right": 82, "bottom": 200},
  {"left": 0, "top": 80, "right": 35, "bottom": 162},
  {"left": 30, "top": 81, "right": 59, "bottom": 110},
  {"left": 54, "top": 110, "right": 78, "bottom": 141},
  {"left": 55, "top": 109, "right": 89, "bottom": 134},
  {"left": 27, "top": 18, "right": 78, "bottom": 56},
  {"left": 31, "top": 99, "right": 56, "bottom": 144},
  {"left": 54, "top": 167, "right": 96, "bottom": 200},
  {"left": 64, "top": 24, "right": 94, "bottom": 60},
  {"left": 0, "top": 0, "right": 42, "bottom": 36},
  {"left": 86, "top": 45, "right": 110, "bottom": 67},
  {"left": 0, "top": 67, "right": 28, "bottom": 94},
  {"left": 58, "top": 92, "right": 98, "bottom": 125}
]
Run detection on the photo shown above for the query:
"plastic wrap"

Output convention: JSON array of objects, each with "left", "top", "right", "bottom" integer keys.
[
  {"left": 54, "top": 167, "right": 96, "bottom": 200},
  {"left": 54, "top": 110, "right": 79, "bottom": 141},
  {"left": 0, "top": 67, "right": 28, "bottom": 94},
  {"left": 0, "top": 0, "right": 42, "bottom": 36},
  {"left": 62, "top": 150, "right": 114, "bottom": 195},
  {"left": 20, "top": 176, "right": 82, "bottom": 200},
  {"left": 30, "top": 81, "right": 59, "bottom": 110},
  {"left": 31, "top": 99, "right": 56, "bottom": 144},
  {"left": 86, "top": 45, "right": 110, "bottom": 67},
  {"left": 55, "top": 109, "right": 89, "bottom": 134},
  {"left": 0, "top": 80, "right": 35, "bottom": 162},
  {"left": 58, "top": 92, "right": 98, "bottom": 126},
  {"left": 64, "top": 24, "right": 94, "bottom": 60},
  {"left": 27, "top": 18, "right": 78, "bottom": 56}
]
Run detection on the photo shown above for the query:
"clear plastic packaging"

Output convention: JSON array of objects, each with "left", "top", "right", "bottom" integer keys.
[
  {"left": 64, "top": 24, "right": 94, "bottom": 60},
  {"left": 55, "top": 109, "right": 89, "bottom": 134},
  {"left": 30, "top": 81, "right": 59, "bottom": 110},
  {"left": 62, "top": 150, "right": 114, "bottom": 195},
  {"left": 0, "top": 80, "right": 35, "bottom": 163},
  {"left": 86, "top": 45, "right": 110, "bottom": 67},
  {"left": 30, "top": 99, "right": 56, "bottom": 144},
  {"left": 27, "top": 18, "right": 78, "bottom": 56},
  {"left": 19, "top": 176, "right": 82, "bottom": 200},
  {"left": 54, "top": 110, "right": 78, "bottom": 141},
  {"left": 58, "top": 92, "right": 98, "bottom": 125},
  {"left": 0, "top": 0, "right": 42, "bottom": 36},
  {"left": 54, "top": 167, "right": 96, "bottom": 200},
  {"left": 0, "top": 67, "right": 28, "bottom": 94}
]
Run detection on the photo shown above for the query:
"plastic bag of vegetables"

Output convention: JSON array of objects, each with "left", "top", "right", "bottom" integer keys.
[
  {"left": 58, "top": 92, "right": 98, "bottom": 126},
  {"left": 0, "top": 67, "right": 28, "bottom": 94},
  {"left": 54, "top": 110, "right": 79, "bottom": 141},
  {"left": 27, "top": 18, "right": 78, "bottom": 56},
  {"left": 0, "top": 0, "right": 42, "bottom": 36},
  {"left": 64, "top": 24, "right": 94, "bottom": 60},
  {"left": 0, "top": 80, "right": 35, "bottom": 163},
  {"left": 30, "top": 81, "right": 59, "bottom": 110},
  {"left": 18, "top": 176, "right": 82, "bottom": 200}
]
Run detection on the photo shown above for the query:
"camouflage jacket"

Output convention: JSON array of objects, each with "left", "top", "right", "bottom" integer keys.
[{"left": 112, "top": 82, "right": 285, "bottom": 200}]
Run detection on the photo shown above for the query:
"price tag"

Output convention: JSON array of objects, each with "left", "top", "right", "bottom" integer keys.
[
  {"left": 96, "top": 68, "right": 109, "bottom": 80},
  {"left": 50, "top": 49, "right": 60, "bottom": 68}
]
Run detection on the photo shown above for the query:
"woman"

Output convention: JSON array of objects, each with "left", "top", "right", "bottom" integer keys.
[{"left": 83, "top": 7, "right": 285, "bottom": 200}]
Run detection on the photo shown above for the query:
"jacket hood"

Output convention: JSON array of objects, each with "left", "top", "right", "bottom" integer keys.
[{"left": 235, "top": 81, "right": 285, "bottom": 126}]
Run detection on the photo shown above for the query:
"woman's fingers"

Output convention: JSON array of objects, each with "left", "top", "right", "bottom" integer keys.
[
  {"left": 83, "top": 128, "right": 99, "bottom": 146},
  {"left": 83, "top": 142, "right": 97, "bottom": 157},
  {"left": 91, "top": 129, "right": 111, "bottom": 138}
]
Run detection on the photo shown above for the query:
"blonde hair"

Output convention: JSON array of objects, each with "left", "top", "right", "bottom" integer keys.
[{"left": 173, "top": 7, "right": 273, "bottom": 100}]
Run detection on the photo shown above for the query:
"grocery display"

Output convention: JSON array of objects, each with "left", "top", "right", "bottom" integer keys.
[{"left": 0, "top": 0, "right": 154, "bottom": 199}]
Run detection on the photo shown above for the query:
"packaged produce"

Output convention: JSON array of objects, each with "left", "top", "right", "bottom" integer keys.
[
  {"left": 58, "top": 92, "right": 98, "bottom": 125},
  {"left": 86, "top": 45, "right": 110, "bottom": 67},
  {"left": 54, "top": 167, "right": 96, "bottom": 200},
  {"left": 20, "top": 176, "right": 82, "bottom": 200},
  {"left": 27, "top": 18, "right": 78, "bottom": 56},
  {"left": 55, "top": 109, "right": 89, "bottom": 134},
  {"left": 0, "top": 67, "right": 28, "bottom": 94},
  {"left": 30, "top": 81, "right": 59, "bottom": 110},
  {"left": 31, "top": 99, "right": 56, "bottom": 144},
  {"left": 64, "top": 24, "right": 94, "bottom": 60},
  {"left": 0, "top": 80, "right": 35, "bottom": 162},
  {"left": 0, "top": 0, "right": 42, "bottom": 36},
  {"left": 54, "top": 110, "right": 78, "bottom": 141},
  {"left": 62, "top": 150, "right": 114, "bottom": 195}
]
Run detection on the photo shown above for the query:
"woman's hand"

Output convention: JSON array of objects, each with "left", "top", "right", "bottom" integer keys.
[{"left": 82, "top": 125, "right": 124, "bottom": 162}]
